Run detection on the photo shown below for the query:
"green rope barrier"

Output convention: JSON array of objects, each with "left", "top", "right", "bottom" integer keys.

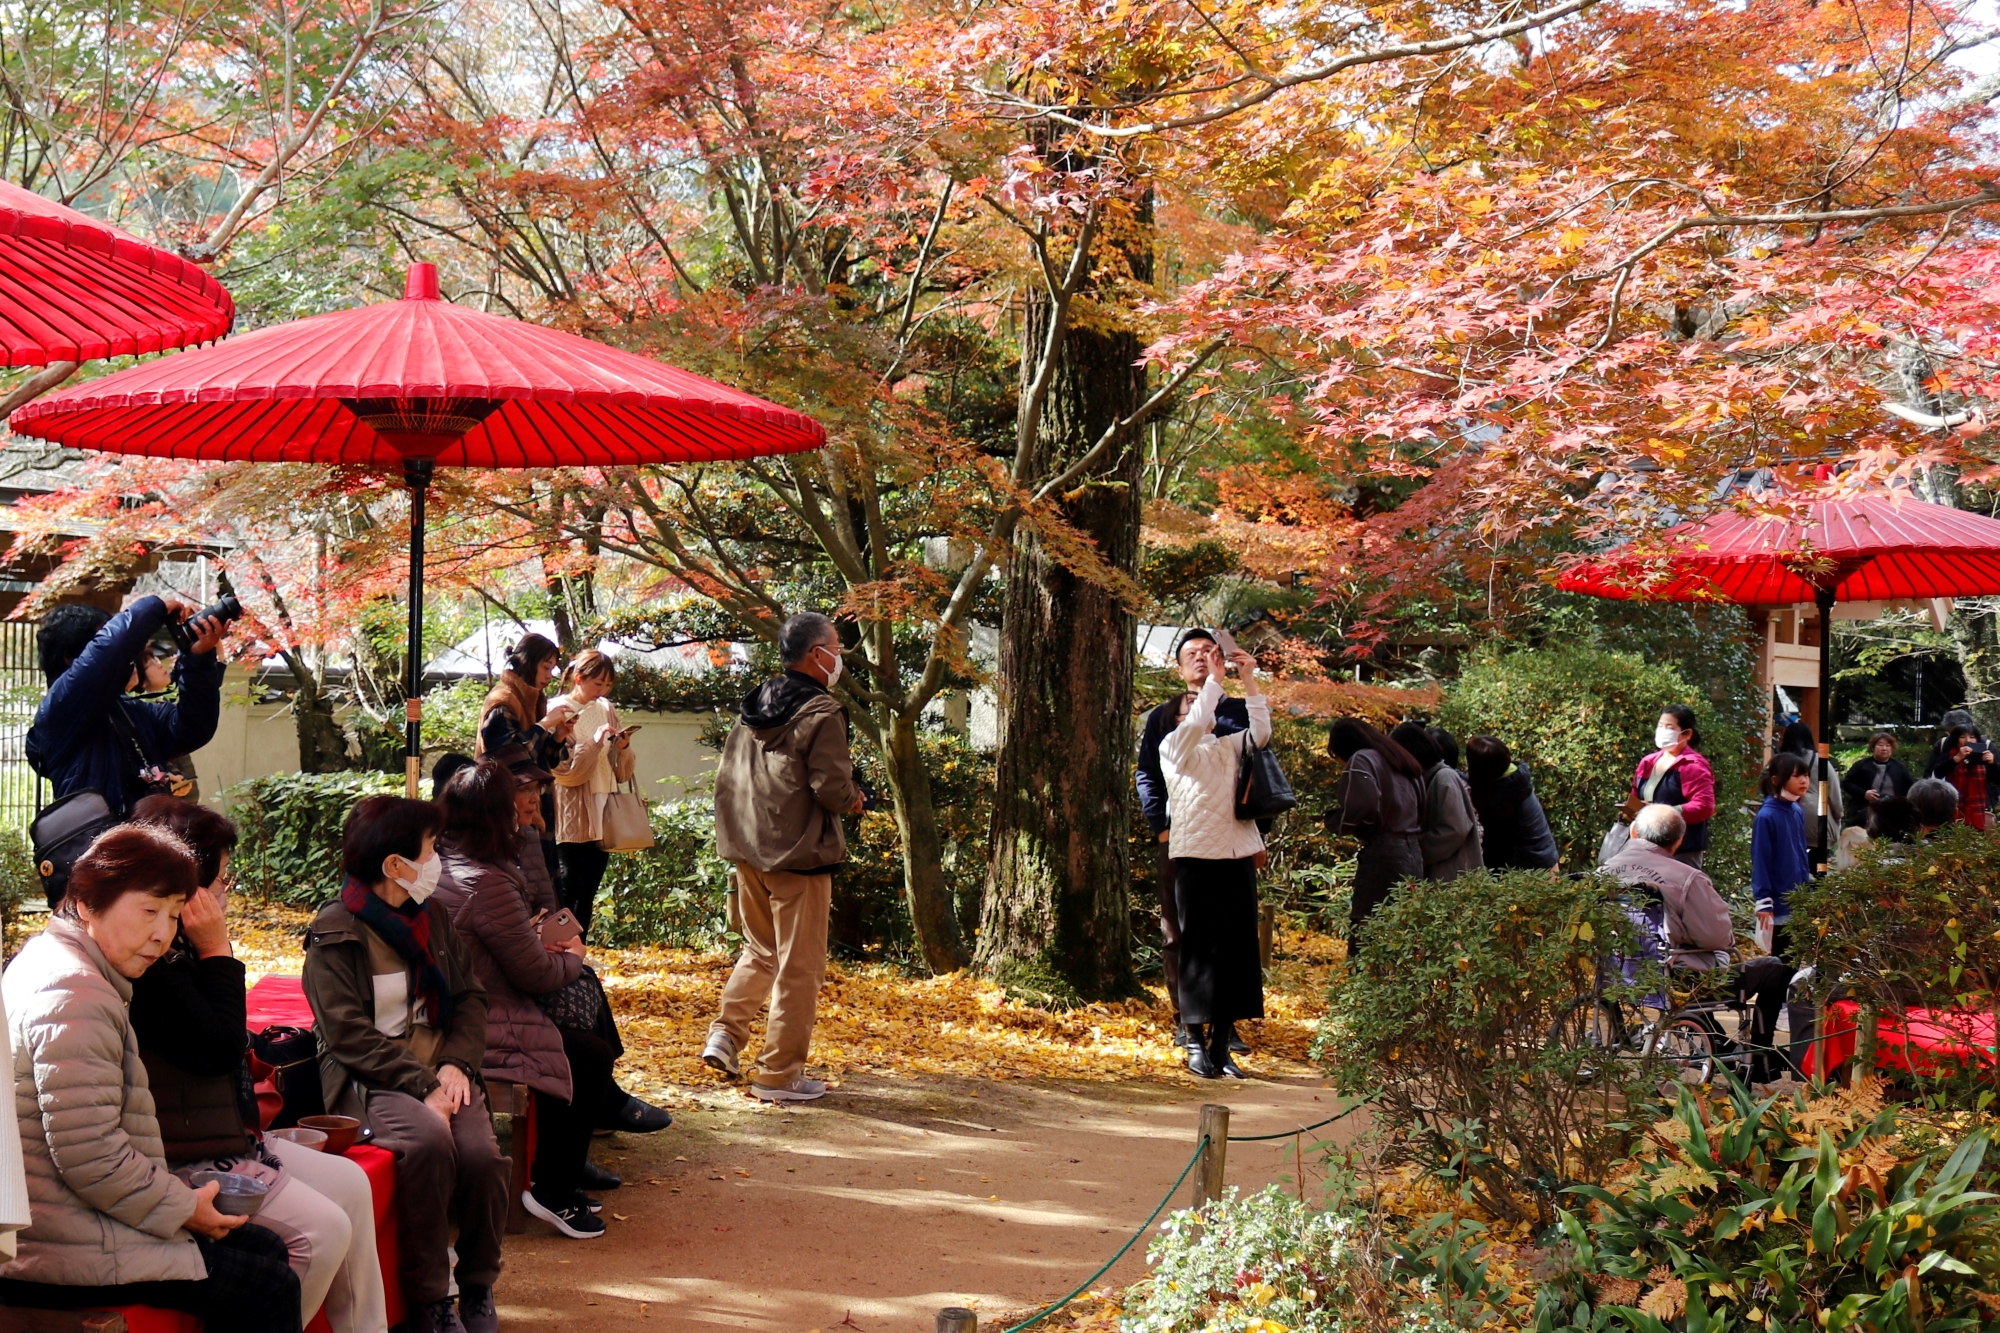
[
  {"left": 998, "top": 1135, "right": 1210, "bottom": 1333},
  {"left": 1226, "top": 1102, "right": 1366, "bottom": 1142}
]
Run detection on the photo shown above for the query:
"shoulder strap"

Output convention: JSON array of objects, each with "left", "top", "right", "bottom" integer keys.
[{"left": 105, "top": 699, "right": 157, "bottom": 769}]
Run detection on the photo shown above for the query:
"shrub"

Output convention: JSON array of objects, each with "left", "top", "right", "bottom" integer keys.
[
  {"left": 1792, "top": 823, "right": 2000, "bottom": 1109},
  {"left": 591, "top": 799, "right": 735, "bottom": 947},
  {"left": 1534, "top": 1080, "right": 2000, "bottom": 1333},
  {"left": 1122, "top": 1185, "right": 1461, "bottom": 1333},
  {"left": 1319, "top": 869, "right": 1653, "bottom": 1224},
  {"left": 1440, "top": 647, "right": 1707, "bottom": 873},
  {"left": 228, "top": 771, "right": 405, "bottom": 904}
]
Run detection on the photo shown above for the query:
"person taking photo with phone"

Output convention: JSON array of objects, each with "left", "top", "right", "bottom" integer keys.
[
  {"left": 550, "top": 650, "right": 637, "bottom": 935},
  {"left": 1159, "top": 640, "right": 1269, "bottom": 1079},
  {"left": 1135, "top": 630, "right": 1262, "bottom": 1052}
]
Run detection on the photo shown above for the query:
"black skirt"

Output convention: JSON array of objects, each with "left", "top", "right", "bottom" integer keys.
[{"left": 1174, "top": 856, "right": 1265, "bottom": 1026}]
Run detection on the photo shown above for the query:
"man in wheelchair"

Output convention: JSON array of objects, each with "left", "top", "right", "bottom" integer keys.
[{"left": 1603, "top": 803, "right": 1796, "bottom": 1084}]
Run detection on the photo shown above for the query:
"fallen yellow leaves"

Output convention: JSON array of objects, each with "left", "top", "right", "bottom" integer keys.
[{"left": 227, "top": 899, "right": 1342, "bottom": 1103}]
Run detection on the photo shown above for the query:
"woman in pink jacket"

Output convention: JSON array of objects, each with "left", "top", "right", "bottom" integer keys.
[{"left": 1625, "top": 705, "right": 1715, "bottom": 869}]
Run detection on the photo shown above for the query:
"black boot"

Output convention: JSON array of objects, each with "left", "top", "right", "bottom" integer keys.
[
  {"left": 1186, "top": 1024, "right": 1220, "bottom": 1078},
  {"left": 1224, "top": 1021, "right": 1250, "bottom": 1055},
  {"left": 1210, "top": 1023, "right": 1244, "bottom": 1080}
]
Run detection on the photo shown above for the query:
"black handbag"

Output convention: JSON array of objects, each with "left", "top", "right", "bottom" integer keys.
[
  {"left": 253, "top": 1024, "right": 326, "bottom": 1129},
  {"left": 29, "top": 789, "right": 120, "bottom": 909},
  {"left": 537, "top": 964, "right": 606, "bottom": 1031},
  {"left": 1236, "top": 734, "right": 1298, "bottom": 821}
]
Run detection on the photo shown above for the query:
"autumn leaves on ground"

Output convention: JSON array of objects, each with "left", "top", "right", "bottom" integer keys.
[
  {"left": 227, "top": 901, "right": 1348, "bottom": 1332},
  {"left": 232, "top": 902, "right": 1338, "bottom": 1095}
]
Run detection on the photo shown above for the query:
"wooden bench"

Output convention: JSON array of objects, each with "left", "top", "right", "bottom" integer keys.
[
  {"left": 484, "top": 1078, "right": 535, "bottom": 1234},
  {"left": 0, "top": 1313, "right": 127, "bottom": 1333}
]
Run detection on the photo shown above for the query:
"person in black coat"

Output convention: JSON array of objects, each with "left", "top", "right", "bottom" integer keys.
[
  {"left": 1465, "top": 736, "right": 1560, "bottom": 871},
  {"left": 1840, "top": 732, "right": 1913, "bottom": 827},
  {"left": 1136, "top": 630, "right": 1255, "bottom": 1051}
]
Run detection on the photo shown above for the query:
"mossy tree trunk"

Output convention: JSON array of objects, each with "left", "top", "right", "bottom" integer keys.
[{"left": 976, "top": 199, "right": 1149, "bottom": 1002}]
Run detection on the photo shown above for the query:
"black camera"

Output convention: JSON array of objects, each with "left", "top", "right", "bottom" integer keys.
[{"left": 168, "top": 593, "right": 243, "bottom": 653}]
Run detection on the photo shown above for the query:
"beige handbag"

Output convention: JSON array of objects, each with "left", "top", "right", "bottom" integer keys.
[{"left": 599, "top": 778, "right": 655, "bottom": 852}]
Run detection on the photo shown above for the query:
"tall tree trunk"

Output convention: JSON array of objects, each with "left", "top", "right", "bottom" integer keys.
[
  {"left": 977, "top": 285, "right": 1146, "bottom": 1002},
  {"left": 882, "top": 711, "right": 969, "bottom": 971},
  {"left": 1915, "top": 464, "right": 2000, "bottom": 732},
  {"left": 281, "top": 651, "right": 348, "bottom": 772}
]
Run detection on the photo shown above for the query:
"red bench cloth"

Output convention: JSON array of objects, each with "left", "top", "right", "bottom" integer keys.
[
  {"left": 109, "top": 1144, "right": 402, "bottom": 1333},
  {"left": 245, "top": 975, "right": 315, "bottom": 1032},
  {"left": 1802, "top": 998, "right": 1999, "bottom": 1078},
  {"left": 110, "top": 980, "right": 406, "bottom": 1333}
]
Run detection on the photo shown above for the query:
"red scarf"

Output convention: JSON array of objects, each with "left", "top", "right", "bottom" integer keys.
[
  {"left": 1955, "top": 760, "right": 1989, "bottom": 831},
  {"left": 340, "top": 876, "right": 452, "bottom": 1027}
]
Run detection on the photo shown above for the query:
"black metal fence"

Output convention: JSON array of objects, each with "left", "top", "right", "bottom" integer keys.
[{"left": 0, "top": 620, "right": 44, "bottom": 831}]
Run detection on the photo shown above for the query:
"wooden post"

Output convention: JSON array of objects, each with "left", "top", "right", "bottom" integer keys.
[
  {"left": 1258, "top": 902, "right": 1275, "bottom": 967},
  {"left": 1194, "top": 1103, "right": 1230, "bottom": 1207},
  {"left": 936, "top": 1309, "right": 977, "bottom": 1333},
  {"left": 1852, "top": 1000, "right": 1880, "bottom": 1085}
]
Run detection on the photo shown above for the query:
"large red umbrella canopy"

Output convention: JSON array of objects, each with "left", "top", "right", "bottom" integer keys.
[
  {"left": 10, "top": 261, "right": 824, "bottom": 792},
  {"left": 10, "top": 262, "right": 820, "bottom": 461},
  {"left": 0, "top": 180, "right": 233, "bottom": 366},
  {"left": 1558, "top": 494, "right": 2000, "bottom": 604},
  {"left": 1559, "top": 492, "right": 2000, "bottom": 758}
]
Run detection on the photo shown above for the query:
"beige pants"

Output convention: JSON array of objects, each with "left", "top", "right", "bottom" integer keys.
[{"left": 709, "top": 864, "right": 832, "bottom": 1088}]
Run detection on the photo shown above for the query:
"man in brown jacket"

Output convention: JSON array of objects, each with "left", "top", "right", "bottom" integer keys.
[{"left": 703, "top": 612, "right": 863, "bottom": 1102}]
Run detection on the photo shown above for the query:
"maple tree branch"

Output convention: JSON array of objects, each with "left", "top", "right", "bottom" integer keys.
[
  {"left": 976, "top": 0, "right": 1601, "bottom": 138},
  {"left": 1578, "top": 186, "right": 2000, "bottom": 283},
  {"left": 0, "top": 361, "right": 78, "bottom": 419},
  {"left": 884, "top": 179, "right": 956, "bottom": 383},
  {"left": 1031, "top": 336, "right": 1230, "bottom": 504}
]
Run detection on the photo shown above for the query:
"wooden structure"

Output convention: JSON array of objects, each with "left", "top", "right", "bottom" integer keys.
[{"left": 1750, "top": 598, "right": 1950, "bottom": 750}]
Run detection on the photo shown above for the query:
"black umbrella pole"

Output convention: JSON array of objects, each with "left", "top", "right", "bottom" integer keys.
[
  {"left": 405, "top": 458, "right": 435, "bottom": 798},
  {"left": 1816, "top": 585, "right": 1837, "bottom": 873}
]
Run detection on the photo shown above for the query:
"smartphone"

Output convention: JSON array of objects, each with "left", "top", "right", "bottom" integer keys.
[
  {"left": 1212, "top": 627, "right": 1240, "bottom": 673},
  {"left": 619, "top": 725, "right": 643, "bottom": 737},
  {"left": 538, "top": 908, "right": 583, "bottom": 947}
]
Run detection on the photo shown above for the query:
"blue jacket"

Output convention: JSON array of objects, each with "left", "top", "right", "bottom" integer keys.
[
  {"left": 1751, "top": 794, "right": 1811, "bottom": 922},
  {"left": 25, "top": 596, "right": 225, "bottom": 816},
  {"left": 1136, "top": 693, "right": 1252, "bottom": 834}
]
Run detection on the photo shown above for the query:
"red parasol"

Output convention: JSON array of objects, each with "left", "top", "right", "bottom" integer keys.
[
  {"left": 12, "top": 262, "right": 824, "bottom": 791},
  {"left": 1559, "top": 492, "right": 2000, "bottom": 749},
  {"left": 0, "top": 180, "right": 233, "bottom": 366}
]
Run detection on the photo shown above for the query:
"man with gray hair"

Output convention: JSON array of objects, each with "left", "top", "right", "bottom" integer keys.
[
  {"left": 703, "top": 611, "right": 863, "bottom": 1102},
  {"left": 1603, "top": 803, "right": 1795, "bottom": 1082}
]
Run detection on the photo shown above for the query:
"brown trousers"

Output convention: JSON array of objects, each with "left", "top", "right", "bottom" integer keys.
[
  {"left": 709, "top": 863, "right": 832, "bottom": 1088},
  {"left": 365, "top": 1085, "right": 508, "bottom": 1307}
]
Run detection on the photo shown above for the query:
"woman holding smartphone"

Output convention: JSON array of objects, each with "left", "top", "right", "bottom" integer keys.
[
  {"left": 551, "top": 651, "right": 637, "bottom": 934},
  {"left": 432, "top": 761, "right": 609, "bottom": 1241}
]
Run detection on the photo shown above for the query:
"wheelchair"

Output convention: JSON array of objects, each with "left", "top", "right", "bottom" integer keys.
[{"left": 1552, "top": 954, "right": 1808, "bottom": 1087}]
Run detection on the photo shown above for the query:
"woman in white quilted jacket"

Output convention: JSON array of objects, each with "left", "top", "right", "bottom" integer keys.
[{"left": 1159, "top": 643, "right": 1270, "bottom": 1079}]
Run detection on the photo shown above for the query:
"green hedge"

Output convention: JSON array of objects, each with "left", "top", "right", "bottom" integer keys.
[
  {"left": 228, "top": 772, "right": 406, "bottom": 905},
  {"left": 591, "top": 799, "right": 735, "bottom": 947},
  {"left": 1440, "top": 645, "right": 1722, "bottom": 879},
  {"left": 1318, "top": 867, "right": 1651, "bottom": 1226}
]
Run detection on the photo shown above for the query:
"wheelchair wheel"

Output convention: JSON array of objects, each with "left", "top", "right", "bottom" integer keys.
[
  {"left": 1549, "top": 997, "right": 1634, "bottom": 1083},
  {"left": 1648, "top": 1015, "right": 1717, "bottom": 1084}
]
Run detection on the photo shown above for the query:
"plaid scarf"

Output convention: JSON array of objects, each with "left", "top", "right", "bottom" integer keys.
[
  {"left": 340, "top": 876, "right": 453, "bottom": 1028},
  {"left": 1954, "top": 760, "right": 1990, "bottom": 831}
]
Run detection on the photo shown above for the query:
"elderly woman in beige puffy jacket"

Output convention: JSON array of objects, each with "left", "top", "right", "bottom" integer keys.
[
  {"left": 551, "top": 650, "right": 636, "bottom": 935},
  {"left": 1159, "top": 643, "right": 1270, "bottom": 1081},
  {"left": 0, "top": 825, "right": 301, "bottom": 1333}
]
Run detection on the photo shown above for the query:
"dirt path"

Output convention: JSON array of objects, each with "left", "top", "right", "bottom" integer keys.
[{"left": 494, "top": 1067, "right": 1365, "bottom": 1333}]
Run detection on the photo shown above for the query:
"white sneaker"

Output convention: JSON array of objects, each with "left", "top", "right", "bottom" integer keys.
[
  {"left": 751, "top": 1077, "right": 827, "bottom": 1103},
  {"left": 702, "top": 1032, "right": 740, "bottom": 1078}
]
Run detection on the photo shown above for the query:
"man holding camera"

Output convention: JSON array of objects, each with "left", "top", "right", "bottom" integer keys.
[{"left": 28, "top": 595, "right": 229, "bottom": 817}]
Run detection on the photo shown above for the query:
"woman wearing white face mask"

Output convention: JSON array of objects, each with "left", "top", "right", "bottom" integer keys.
[
  {"left": 302, "top": 797, "right": 507, "bottom": 1333},
  {"left": 1624, "top": 705, "right": 1716, "bottom": 869}
]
